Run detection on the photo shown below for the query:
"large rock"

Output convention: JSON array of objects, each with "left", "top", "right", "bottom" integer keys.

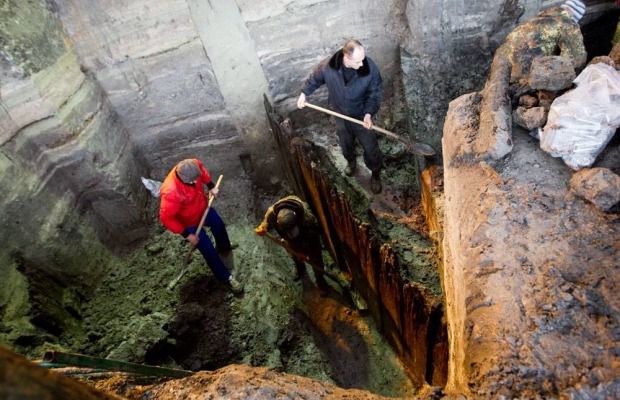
[
  {"left": 570, "top": 167, "right": 620, "bottom": 211},
  {"left": 513, "top": 106, "right": 547, "bottom": 130},
  {"left": 528, "top": 56, "right": 576, "bottom": 91}
]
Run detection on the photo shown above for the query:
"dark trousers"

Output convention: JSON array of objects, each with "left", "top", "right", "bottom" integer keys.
[
  {"left": 334, "top": 118, "right": 382, "bottom": 173},
  {"left": 289, "top": 233, "right": 328, "bottom": 290},
  {"left": 183, "top": 208, "right": 231, "bottom": 283}
]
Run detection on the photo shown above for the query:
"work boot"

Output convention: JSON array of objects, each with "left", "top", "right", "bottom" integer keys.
[
  {"left": 370, "top": 171, "right": 382, "bottom": 194},
  {"left": 228, "top": 276, "right": 244, "bottom": 294},
  {"left": 344, "top": 160, "right": 357, "bottom": 176},
  {"left": 293, "top": 261, "right": 306, "bottom": 281}
]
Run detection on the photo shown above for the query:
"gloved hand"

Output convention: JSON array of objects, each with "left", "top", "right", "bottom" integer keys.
[
  {"left": 297, "top": 93, "right": 306, "bottom": 109},
  {"left": 210, "top": 187, "right": 219, "bottom": 196},
  {"left": 254, "top": 224, "right": 267, "bottom": 236}
]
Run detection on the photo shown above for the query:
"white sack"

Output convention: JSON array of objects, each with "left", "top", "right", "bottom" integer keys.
[
  {"left": 141, "top": 177, "right": 161, "bottom": 198},
  {"left": 540, "top": 63, "right": 620, "bottom": 170}
]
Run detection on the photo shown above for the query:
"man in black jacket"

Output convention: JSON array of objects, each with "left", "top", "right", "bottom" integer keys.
[{"left": 297, "top": 39, "right": 384, "bottom": 194}]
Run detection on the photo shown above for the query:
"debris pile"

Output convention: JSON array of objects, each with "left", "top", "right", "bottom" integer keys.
[{"left": 494, "top": 4, "right": 620, "bottom": 211}]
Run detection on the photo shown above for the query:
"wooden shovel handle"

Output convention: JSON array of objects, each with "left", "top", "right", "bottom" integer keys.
[
  {"left": 304, "top": 102, "right": 401, "bottom": 139},
  {"left": 194, "top": 175, "right": 223, "bottom": 237},
  {"left": 304, "top": 102, "right": 436, "bottom": 156},
  {"left": 185, "top": 175, "right": 223, "bottom": 263}
]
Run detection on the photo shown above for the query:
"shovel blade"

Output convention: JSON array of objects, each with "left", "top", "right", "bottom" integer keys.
[
  {"left": 409, "top": 141, "right": 436, "bottom": 156},
  {"left": 167, "top": 268, "right": 187, "bottom": 290}
]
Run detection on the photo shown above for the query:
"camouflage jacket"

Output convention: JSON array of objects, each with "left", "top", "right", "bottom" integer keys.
[{"left": 495, "top": 6, "right": 587, "bottom": 83}]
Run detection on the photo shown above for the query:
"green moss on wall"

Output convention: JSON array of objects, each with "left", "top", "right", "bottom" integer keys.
[{"left": 0, "top": 255, "right": 35, "bottom": 349}]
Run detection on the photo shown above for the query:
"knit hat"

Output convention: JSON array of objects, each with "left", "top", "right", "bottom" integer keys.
[
  {"left": 561, "top": 0, "right": 586, "bottom": 23},
  {"left": 176, "top": 159, "right": 200, "bottom": 183},
  {"left": 276, "top": 208, "right": 300, "bottom": 239}
]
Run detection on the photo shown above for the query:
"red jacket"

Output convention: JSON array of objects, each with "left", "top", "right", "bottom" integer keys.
[{"left": 159, "top": 159, "right": 213, "bottom": 234}]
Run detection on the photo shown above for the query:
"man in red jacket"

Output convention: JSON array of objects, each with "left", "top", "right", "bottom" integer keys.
[{"left": 160, "top": 159, "right": 242, "bottom": 293}]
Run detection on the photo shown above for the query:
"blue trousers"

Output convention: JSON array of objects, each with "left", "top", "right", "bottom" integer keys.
[{"left": 183, "top": 208, "right": 231, "bottom": 283}]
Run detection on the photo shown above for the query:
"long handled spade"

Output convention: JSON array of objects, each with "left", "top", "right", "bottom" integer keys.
[
  {"left": 304, "top": 102, "right": 436, "bottom": 156},
  {"left": 263, "top": 232, "right": 310, "bottom": 263},
  {"left": 262, "top": 231, "right": 365, "bottom": 309},
  {"left": 262, "top": 232, "right": 349, "bottom": 287},
  {"left": 167, "top": 175, "right": 223, "bottom": 290}
]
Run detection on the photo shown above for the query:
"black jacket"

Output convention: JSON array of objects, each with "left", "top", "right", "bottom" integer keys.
[{"left": 302, "top": 49, "right": 383, "bottom": 118}]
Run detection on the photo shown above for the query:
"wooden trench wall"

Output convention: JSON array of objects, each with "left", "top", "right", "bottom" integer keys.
[{"left": 264, "top": 97, "right": 448, "bottom": 386}]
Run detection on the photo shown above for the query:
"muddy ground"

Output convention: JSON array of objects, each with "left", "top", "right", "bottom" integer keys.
[
  {"left": 73, "top": 221, "right": 415, "bottom": 397},
  {"left": 53, "top": 146, "right": 429, "bottom": 398}
]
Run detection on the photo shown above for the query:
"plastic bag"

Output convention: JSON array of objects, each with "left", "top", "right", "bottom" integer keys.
[
  {"left": 540, "top": 63, "right": 620, "bottom": 170},
  {"left": 141, "top": 177, "right": 162, "bottom": 198}
]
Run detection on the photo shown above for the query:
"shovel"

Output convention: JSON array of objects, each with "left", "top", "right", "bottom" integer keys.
[
  {"left": 262, "top": 231, "right": 364, "bottom": 308},
  {"left": 167, "top": 175, "right": 223, "bottom": 290},
  {"left": 262, "top": 232, "right": 350, "bottom": 287},
  {"left": 263, "top": 232, "right": 310, "bottom": 263},
  {"left": 304, "top": 102, "right": 436, "bottom": 156}
]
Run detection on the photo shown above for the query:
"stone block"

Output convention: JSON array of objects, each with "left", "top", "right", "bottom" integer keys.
[
  {"left": 528, "top": 56, "right": 576, "bottom": 91},
  {"left": 570, "top": 168, "right": 620, "bottom": 211},
  {"left": 513, "top": 106, "right": 547, "bottom": 130}
]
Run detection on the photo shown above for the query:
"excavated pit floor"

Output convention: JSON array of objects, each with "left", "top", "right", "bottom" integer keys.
[{"left": 63, "top": 170, "right": 421, "bottom": 398}]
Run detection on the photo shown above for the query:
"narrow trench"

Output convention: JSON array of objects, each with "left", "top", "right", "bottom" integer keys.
[{"left": 132, "top": 100, "right": 449, "bottom": 395}]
